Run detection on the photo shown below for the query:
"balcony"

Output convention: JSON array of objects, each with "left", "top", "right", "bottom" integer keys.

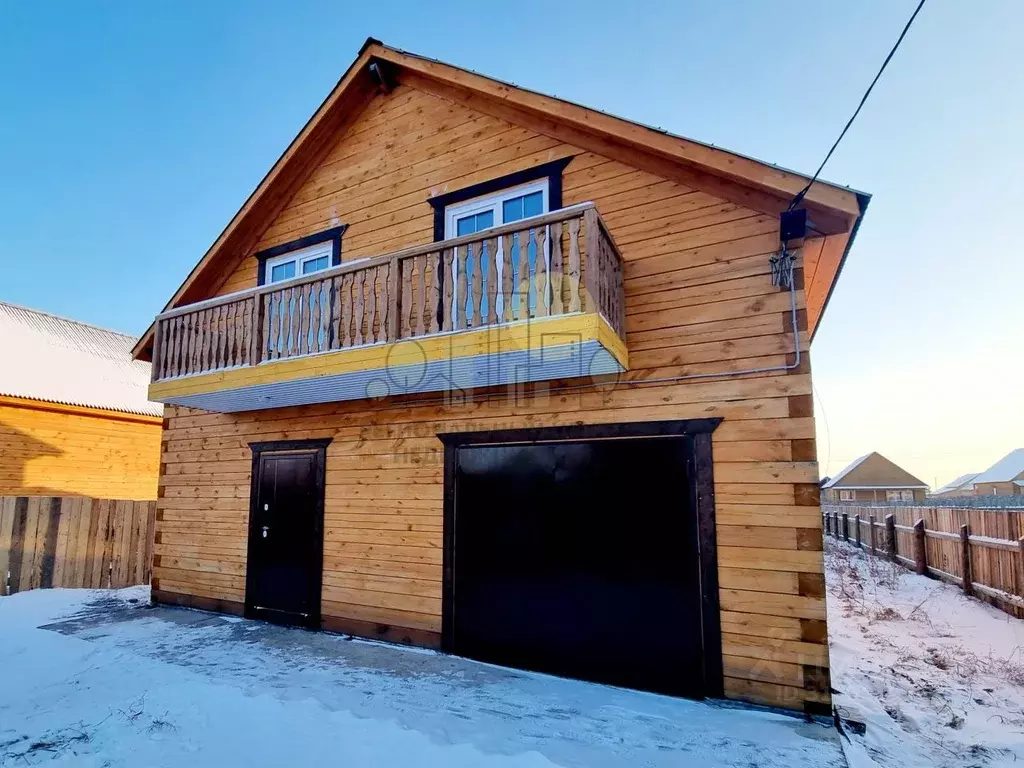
[{"left": 148, "top": 203, "right": 627, "bottom": 413}]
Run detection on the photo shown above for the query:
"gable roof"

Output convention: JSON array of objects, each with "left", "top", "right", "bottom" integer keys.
[
  {"left": 973, "top": 449, "right": 1024, "bottom": 484},
  {"left": 132, "top": 37, "right": 868, "bottom": 361},
  {"left": 932, "top": 472, "right": 980, "bottom": 495},
  {"left": 822, "top": 452, "right": 928, "bottom": 490},
  {"left": 0, "top": 302, "right": 162, "bottom": 418}
]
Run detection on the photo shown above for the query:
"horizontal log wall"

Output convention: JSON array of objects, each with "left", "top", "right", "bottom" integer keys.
[
  {"left": 0, "top": 397, "right": 162, "bottom": 499},
  {"left": 157, "top": 81, "right": 828, "bottom": 713},
  {"left": 825, "top": 504, "right": 1024, "bottom": 618},
  {"left": 0, "top": 496, "right": 156, "bottom": 594}
]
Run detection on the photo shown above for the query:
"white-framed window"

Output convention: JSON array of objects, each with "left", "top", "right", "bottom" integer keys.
[
  {"left": 443, "top": 179, "right": 549, "bottom": 238},
  {"left": 839, "top": 490, "right": 855, "bottom": 502},
  {"left": 265, "top": 240, "right": 334, "bottom": 285},
  {"left": 443, "top": 180, "right": 550, "bottom": 324}
]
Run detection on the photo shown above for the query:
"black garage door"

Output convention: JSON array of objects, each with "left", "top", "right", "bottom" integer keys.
[{"left": 445, "top": 434, "right": 713, "bottom": 698}]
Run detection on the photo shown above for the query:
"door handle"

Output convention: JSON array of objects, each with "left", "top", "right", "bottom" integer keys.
[{"left": 262, "top": 525, "right": 269, "bottom": 539}]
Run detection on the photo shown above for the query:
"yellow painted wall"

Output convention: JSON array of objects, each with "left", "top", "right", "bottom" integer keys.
[{"left": 0, "top": 397, "right": 162, "bottom": 499}]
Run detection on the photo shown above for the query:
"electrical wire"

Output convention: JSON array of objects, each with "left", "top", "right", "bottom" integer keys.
[{"left": 787, "top": 0, "right": 928, "bottom": 211}]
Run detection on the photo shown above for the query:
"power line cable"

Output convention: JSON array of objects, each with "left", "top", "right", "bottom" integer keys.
[{"left": 788, "top": 0, "right": 928, "bottom": 211}]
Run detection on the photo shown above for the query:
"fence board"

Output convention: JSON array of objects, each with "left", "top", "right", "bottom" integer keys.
[
  {"left": 0, "top": 495, "right": 156, "bottom": 595},
  {"left": 825, "top": 504, "right": 1024, "bottom": 619}
]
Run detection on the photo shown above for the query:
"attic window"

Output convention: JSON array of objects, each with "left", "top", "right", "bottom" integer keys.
[
  {"left": 443, "top": 180, "right": 548, "bottom": 238},
  {"left": 255, "top": 225, "right": 347, "bottom": 286}
]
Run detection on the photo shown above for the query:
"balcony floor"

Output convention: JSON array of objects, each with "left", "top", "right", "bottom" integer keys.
[{"left": 149, "top": 313, "right": 626, "bottom": 413}]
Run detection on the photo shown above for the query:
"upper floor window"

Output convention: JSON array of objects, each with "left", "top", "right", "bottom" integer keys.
[
  {"left": 444, "top": 180, "right": 549, "bottom": 238},
  {"left": 265, "top": 241, "right": 334, "bottom": 284},
  {"left": 255, "top": 225, "right": 347, "bottom": 287}
]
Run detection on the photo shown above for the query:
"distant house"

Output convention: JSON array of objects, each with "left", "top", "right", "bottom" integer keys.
[
  {"left": 971, "top": 449, "right": 1024, "bottom": 497},
  {"left": 822, "top": 452, "right": 929, "bottom": 503},
  {"left": 930, "top": 472, "right": 980, "bottom": 499},
  {"left": 0, "top": 302, "right": 163, "bottom": 499}
]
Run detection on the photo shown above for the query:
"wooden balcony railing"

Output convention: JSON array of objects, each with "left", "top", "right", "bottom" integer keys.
[{"left": 151, "top": 202, "right": 625, "bottom": 383}]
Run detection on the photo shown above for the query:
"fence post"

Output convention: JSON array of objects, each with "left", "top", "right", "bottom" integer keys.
[
  {"left": 913, "top": 519, "right": 927, "bottom": 576},
  {"left": 1017, "top": 537, "right": 1024, "bottom": 598},
  {"left": 869, "top": 515, "right": 877, "bottom": 555},
  {"left": 824, "top": 511, "right": 831, "bottom": 537},
  {"left": 854, "top": 515, "right": 862, "bottom": 548},
  {"left": 960, "top": 524, "right": 973, "bottom": 596},
  {"left": 842, "top": 513, "right": 849, "bottom": 542},
  {"left": 886, "top": 514, "right": 897, "bottom": 562}
]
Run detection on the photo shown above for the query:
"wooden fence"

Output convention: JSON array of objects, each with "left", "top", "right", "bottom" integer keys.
[
  {"left": 824, "top": 504, "right": 1024, "bottom": 618},
  {"left": 0, "top": 496, "right": 156, "bottom": 595}
]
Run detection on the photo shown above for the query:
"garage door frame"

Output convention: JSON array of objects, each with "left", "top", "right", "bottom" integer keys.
[{"left": 437, "top": 418, "right": 724, "bottom": 698}]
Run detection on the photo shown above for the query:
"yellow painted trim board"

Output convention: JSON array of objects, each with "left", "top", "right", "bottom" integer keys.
[{"left": 151, "top": 314, "right": 626, "bottom": 400}]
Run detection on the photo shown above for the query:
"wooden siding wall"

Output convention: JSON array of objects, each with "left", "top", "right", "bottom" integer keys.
[
  {"left": 0, "top": 399, "right": 163, "bottom": 500},
  {"left": 0, "top": 496, "right": 156, "bottom": 595},
  {"left": 158, "top": 82, "right": 827, "bottom": 712}
]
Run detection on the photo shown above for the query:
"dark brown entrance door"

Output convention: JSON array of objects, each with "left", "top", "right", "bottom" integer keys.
[{"left": 245, "top": 440, "right": 329, "bottom": 628}]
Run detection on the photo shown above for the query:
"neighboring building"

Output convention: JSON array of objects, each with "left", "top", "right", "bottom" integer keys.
[
  {"left": 930, "top": 472, "right": 980, "bottom": 499},
  {"left": 971, "top": 449, "right": 1024, "bottom": 496},
  {"left": 0, "top": 302, "right": 163, "bottom": 499},
  {"left": 822, "top": 453, "right": 928, "bottom": 503},
  {"left": 132, "top": 40, "right": 868, "bottom": 713}
]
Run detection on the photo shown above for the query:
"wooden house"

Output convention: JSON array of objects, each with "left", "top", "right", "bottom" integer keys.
[
  {"left": 0, "top": 302, "right": 163, "bottom": 499},
  {"left": 821, "top": 452, "right": 928, "bottom": 503},
  {"left": 971, "top": 449, "right": 1024, "bottom": 497},
  {"left": 930, "top": 472, "right": 979, "bottom": 499},
  {"left": 132, "top": 40, "right": 869, "bottom": 714}
]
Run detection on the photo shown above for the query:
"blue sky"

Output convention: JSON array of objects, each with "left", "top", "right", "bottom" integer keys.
[{"left": 1, "top": 1, "right": 1020, "bottom": 485}]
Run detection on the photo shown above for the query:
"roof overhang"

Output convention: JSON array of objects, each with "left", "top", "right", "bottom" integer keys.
[{"left": 133, "top": 37, "right": 868, "bottom": 360}]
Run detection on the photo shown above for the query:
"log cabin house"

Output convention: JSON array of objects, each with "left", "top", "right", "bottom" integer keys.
[
  {"left": 0, "top": 302, "right": 163, "bottom": 499},
  {"left": 971, "top": 449, "right": 1024, "bottom": 497},
  {"left": 133, "top": 39, "right": 869, "bottom": 714},
  {"left": 821, "top": 452, "right": 929, "bottom": 503}
]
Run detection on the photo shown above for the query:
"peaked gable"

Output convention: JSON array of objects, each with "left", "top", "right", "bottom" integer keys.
[
  {"left": 824, "top": 452, "right": 927, "bottom": 489},
  {"left": 974, "top": 449, "right": 1024, "bottom": 484},
  {"left": 133, "top": 38, "right": 867, "bottom": 359}
]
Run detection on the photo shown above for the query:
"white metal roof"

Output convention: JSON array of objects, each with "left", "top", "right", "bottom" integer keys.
[
  {"left": 932, "top": 472, "right": 980, "bottom": 495},
  {"left": 0, "top": 302, "right": 162, "bottom": 417},
  {"left": 822, "top": 454, "right": 871, "bottom": 488},
  {"left": 973, "top": 449, "right": 1024, "bottom": 484}
]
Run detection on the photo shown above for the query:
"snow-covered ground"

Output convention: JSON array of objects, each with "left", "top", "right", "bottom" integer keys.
[
  {"left": 827, "top": 539, "right": 1024, "bottom": 767},
  {"left": 0, "top": 586, "right": 844, "bottom": 767}
]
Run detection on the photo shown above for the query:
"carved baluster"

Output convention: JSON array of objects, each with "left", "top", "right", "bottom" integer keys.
[
  {"left": 484, "top": 237, "right": 498, "bottom": 325},
  {"left": 199, "top": 310, "right": 208, "bottom": 371},
  {"left": 377, "top": 265, "right": 389, "bottom": 342},
  {"left": 329, "top": 277, "right": 342, "bottom": 349},
  {"left": 534, "top": 227, "right": 549, "bottom": 317},
  {"left": 455, "top": 245, "right": 468, "bottom": 330},
  {"left": 341, "top": 274, "right": 353, "bottom": 348},
  {"left": 549, "top": 221, "right": 564, "bottom": 315},
  {"left": 366, "top": 267, "right": 378, "bottom": 344},
  {"left": 416, "top": 255, "right": 427, "bottom": 336},
  {"left": 428, "top": 251, "right": 441, "bottom": 333},
  {"left": 501, "top": 234, "right": 514, "bottom": 322},
  {"left": 265, "top": 294, "right": 277, "bottom": 360},
  {"left": 402, "top": 257, "right": 413, "bottom": 337},
  {"left": 470, "top": 242, "right": 483, "bottom": 328},
  {"left": 166, "top": 319, "right": 177, "bottom": 377},
  {"left": 182, "top": 315, "right": 193, "bottom": 374},
  {"left": 567, "top": 216, "right": 581, "bottom": 312},
  {"left": 442, "top": 248, "right": 454, "bottom": 332},
  {"left": 354, "top": 271, "right": 365, "bottom": 345},
  {"left": 517, "top": 230, "right": 530, "bottom": 321}
]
